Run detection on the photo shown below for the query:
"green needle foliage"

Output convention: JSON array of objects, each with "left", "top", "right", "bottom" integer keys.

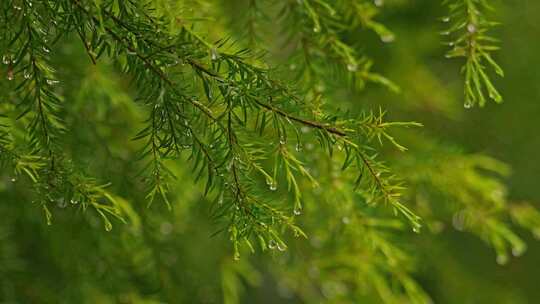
[
  {"left": 1, "top": 0, "right": 539, "bottom": 303},
  {"left": 443, "top": 0, "right": 504, "bottom": 107}
]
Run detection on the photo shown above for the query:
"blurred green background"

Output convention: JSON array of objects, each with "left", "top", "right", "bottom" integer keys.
[
  {"left": 377, "top": 0, "right": 540, "bottom": 302},
  {"left": 1, "top": 0, "right": 540, "bottom": 303}
]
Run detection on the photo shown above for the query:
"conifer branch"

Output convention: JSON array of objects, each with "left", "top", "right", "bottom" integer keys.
[
  {"left": 443, "top": 0, "right": 504, "bottom": 107},
  {"left": 2, "top": 1, "right": 540, "bottom": 303},
  {"left": 273, "top": 0, "right": 399, "bottom": 92}
]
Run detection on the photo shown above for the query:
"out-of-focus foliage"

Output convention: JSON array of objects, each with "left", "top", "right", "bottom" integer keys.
[{"left": 1, "top": 0, "right": 539, "bottom": 303}]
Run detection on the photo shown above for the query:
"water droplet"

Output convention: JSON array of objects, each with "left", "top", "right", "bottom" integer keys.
[
  {"left": 2, "top": 54, "right": 10, "bottom": 65},
  {"left": 467, "top": 24, "right": 476, "bottom": 33},
  {"left": 381, "top": 34, "right": 395, "bottom": 43},
  {"left": 160, "top": 222, "right": 173, "bottom": 235},
  {"left": 42, "top": 46, "right": 50, "bottom": 53},
  {"left": 347, "top": 62, "right": 358, "bottom": 72},
  {"left": 233, "top": 252, "right": 240, "bottom": 261},
  {"left": 268, "top": 239, "right": 276, "bottom": 250},
  {"left": 464, "top": 101, "right": 472, "bottom": 109},
  {"left": 342, "top": 216, "right": 350, "bottom": 224},
  {"left": 166, "top": 60, "right": 179, "bottom": 67},
  {"left": 496, "top": 254, "right": 508, "bottom": 265},
  {"left": 374, "top": 0, "right": 384, "bottom": 6},
  {"left": 7, "top": 70, "right": 14, "bottom": 81},
  {"left": 313, "top": 26, "right": 321, "bottom": 33},
  {"left": 293, "top": 207, "right": 302, "bottom": 216},
  {"left": 277, "top": 243, "right": 287, "bottom": 251},
  {"left": 14, "top": 5, "right": 22, "bottom": 10},
  {"left": 210, "top": 48, "right": 219, "bottom": 61},
  {"left": 512, "top": 245, "right": 526, "bottom": 257},
  {"left": 279, "top": 137, "right": 286, "bottom": 145},
  {"left": 440, "top": 31, "right": 450, "bottom": 36},
  {"left": 10, "top": 177, "right": 17, "bottom": 182},
  {"left": 70, "top": 199, "right": 78, "bottom": 204},
  {"left": 269, "top": 182, "right": 277, "bottom": 191},
  {"left": 218, "top": 194, "right": 224, "bottom": 205},
  {"left": 412, "top": 226, "right": 420, "bottom": 233},
  {"left": 289, "top": 64, "right": 297, "bottom": 71},
  {"left": 46, "top": 79, "right": 59, "bottom": 85},
  {"left": 24, "top": 70, "right": 31, "bottom": 79},
  {"left": 57, "top": 198, "right": 67, "bottom": 208},
  {"left": 295, "top": 143, "right": 302, "bottom": 152},
  {"left": 105, "top": 222, "right": 112, "bottom": 232},
  {"left": 441, "top": 17, "right": 450, "bottom": 22}
]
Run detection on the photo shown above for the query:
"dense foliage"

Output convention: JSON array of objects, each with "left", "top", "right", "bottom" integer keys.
[{"left": 1, "top": 0, "right": 539, "bottom": 303}]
